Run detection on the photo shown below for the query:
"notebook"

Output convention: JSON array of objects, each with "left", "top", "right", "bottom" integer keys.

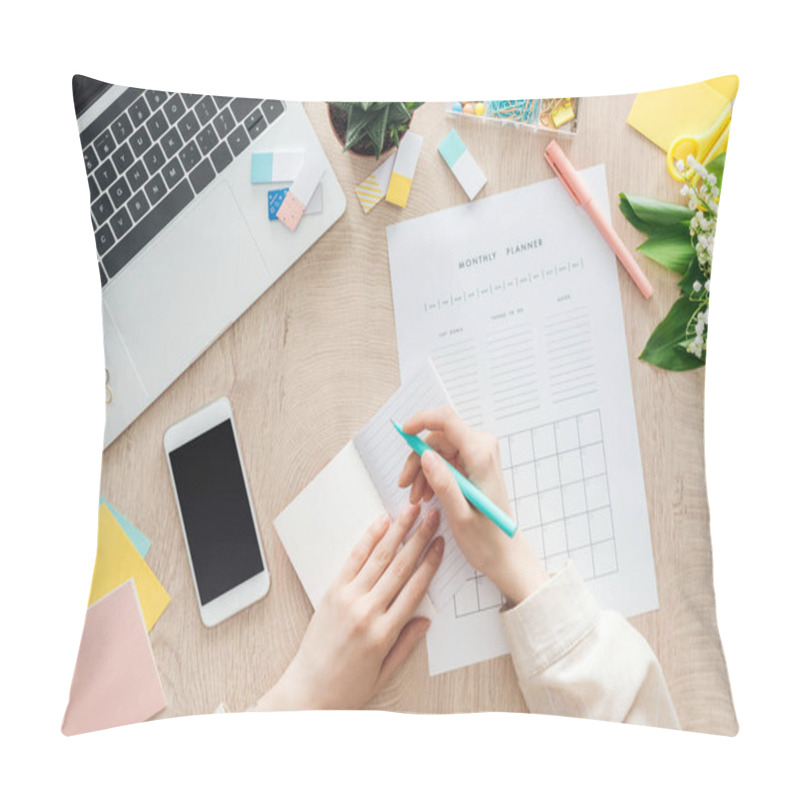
[{"left": 273, "top": 360, "right": 475, "bottom": 615}]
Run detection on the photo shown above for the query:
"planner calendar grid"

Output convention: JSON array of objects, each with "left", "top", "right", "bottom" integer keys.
[{"left": 453, "top": 409, "right": 619, "bottom": 619}]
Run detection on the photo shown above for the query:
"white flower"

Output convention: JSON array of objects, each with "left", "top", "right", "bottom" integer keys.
[
  {"left": 687, "top": 337, "right": 704, "bottom": 358},
  {"left": 693, "top": 280, "right": 702, "bottom": 292},
  {"left": 675, "top": 159, "right": 685, "bottom": 173},
  {"left": 707, "top": 174, "right": 717, "bottom": 186},
  {"left": 681, "top": 184, "right": 691, "bottom": 196},
  {"left": 704, "top": 279, "right": 710, "bottom": 291},
  {"left": 696, "top": 319, "right": 705, "bottom": 335}
]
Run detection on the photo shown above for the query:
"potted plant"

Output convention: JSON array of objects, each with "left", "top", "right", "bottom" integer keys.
[{"left": 328, "top": 102, "right": 423, "bottom": 159}]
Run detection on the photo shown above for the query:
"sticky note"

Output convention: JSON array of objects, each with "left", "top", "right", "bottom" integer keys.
[
  {"left": 277, "top": 153, "right": 326, "bottom": 232},
  {"left": 89, "top": 504, "right": 171, "bottom": 631},
  {"left": 251, "top": 151, "right": 305, "bottom": 183},
  {"left": 268, "top": 188, "right": 287, "bottom": 219},
  {"left": 268, "top": 184, "right": 322, "bottom": 220},
  {"left": 438, "top": 130, "right": 486, "bottom": 201},
  {"left": 99, "top": 496, "right": 150, "bottom": 558},
  {"left": 386, "top": 132, "right": 423, "bottom": 208},
  {"left": 627, "top": 78, "right": 738, "bottom": 152},
  {"left": 355, "top": 152, "right": 397, "bottom": 212},
  {"left": 62, "top": 580, "right": 166, "bottom": 736}
]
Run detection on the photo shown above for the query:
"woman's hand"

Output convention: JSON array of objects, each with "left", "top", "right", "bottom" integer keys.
[
  {"left": 398, "top": 406, "right": 548, "bottom": 606},
  {"left": 255, "top": 503, "right": 442, "bottom": 711}
]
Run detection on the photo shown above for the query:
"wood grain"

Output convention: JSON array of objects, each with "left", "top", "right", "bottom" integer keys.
[{"left": 100, "top": 95, "right": 737, "bottom": 733}]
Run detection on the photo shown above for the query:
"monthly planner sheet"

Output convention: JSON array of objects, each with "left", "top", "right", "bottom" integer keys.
[{"left": 386, "top": 165, "right": 658, "bottom": 675}]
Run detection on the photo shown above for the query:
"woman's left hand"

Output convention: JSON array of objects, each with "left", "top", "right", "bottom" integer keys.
[{"left": 255, "top": 503, "right": 442, "bottom": 710}]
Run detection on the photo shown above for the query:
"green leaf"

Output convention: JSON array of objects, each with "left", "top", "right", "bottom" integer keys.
[
  {"left": 637, "top": 229, "right": 696, "bottom": 273},
  {"left": 677, "top": 255, "right": 705, "bottom": 295},
  {"left": 343, "top": 105, "right": 374, "bottom": 151},
  {"left": 366, "top": 105, "right": 390, "bottom": 158},
  {"left": 387, "top": 104, "right": 412, "bottom": 126},
  {"left": 619, "top": 193, "right": 694, "bottom": 235},
  {"left": 640, "top": 295, "right": 704, "bottom": 370}
]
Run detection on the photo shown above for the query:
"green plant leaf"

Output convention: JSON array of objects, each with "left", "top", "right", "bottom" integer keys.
[
  {"left": 619, "top": 193, "right": 694, "bottom": 235},
  {"left": 677, "top": 255, "right": 705, "bottom": 295},
  {"left": 387, "top": 104, "right": 412, "bottom": 126},
  {"left": 640, "top": 295, "right": 704, "bottom": 370},
  {"left": 343, "top": 105, "right": 374, "bottom": 151},
  {"left": 637, "top": 229, "right": 696, "bottom": 273},
  {"left": 366, "top": 105, "right": 390, "bottom": 158}
]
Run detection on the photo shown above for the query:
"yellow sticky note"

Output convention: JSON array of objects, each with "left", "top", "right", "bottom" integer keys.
[
  {"left": 89, "top": 504, "right": 170, "bottom": 631},
  {"left": 386, "top": 173, "right": 412, "bottom": 208},
  {"left": 627, "top": 76, "right": 739, "bottom": 152}
]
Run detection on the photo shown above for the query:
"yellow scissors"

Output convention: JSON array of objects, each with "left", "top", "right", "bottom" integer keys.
[{"left": 666, "top": 102, "right": 732, "bottom": 181}]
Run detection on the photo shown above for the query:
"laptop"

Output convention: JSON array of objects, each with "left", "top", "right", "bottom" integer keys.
[{"left": 73, "top": 76, "right": 347, "bottom": 448}]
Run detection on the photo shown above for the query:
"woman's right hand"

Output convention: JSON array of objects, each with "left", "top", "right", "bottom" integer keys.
[{"left": 398, "top": 406, "right": 548, "bottom": 606}]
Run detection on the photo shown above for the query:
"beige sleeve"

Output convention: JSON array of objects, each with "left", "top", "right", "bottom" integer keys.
[{"left": 500, "top": 562, "right": 680, "bottom": 729}]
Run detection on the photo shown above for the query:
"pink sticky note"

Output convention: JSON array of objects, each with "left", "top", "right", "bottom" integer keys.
[{"left": 62, "top": 579, "right": 166, "bottom": 736}]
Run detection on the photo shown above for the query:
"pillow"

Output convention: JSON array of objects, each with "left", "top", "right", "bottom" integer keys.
[{"left": 63, "top": 75, "right": 738, "bottom": 735}]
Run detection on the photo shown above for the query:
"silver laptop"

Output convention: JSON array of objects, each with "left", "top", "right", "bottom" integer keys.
[{"left": 74, "top": 77, "right": 346, "bottom": 448}]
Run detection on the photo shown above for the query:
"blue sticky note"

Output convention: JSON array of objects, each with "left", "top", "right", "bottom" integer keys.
[
  {"left": 438, "top": 129, "right": 467, "bottom": 169},
  {"left": 251, "top": 152, "right": 274, "bottom": 183},
  {"left": 99, "top": 497, "right": 151, "bottom": 558},
  {"left": 268, "top": 187, "right": 289, "bottom": 220}
]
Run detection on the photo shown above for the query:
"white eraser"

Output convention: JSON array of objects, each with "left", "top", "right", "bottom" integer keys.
[
  {"left": 386, "top": 132, "right": 423, "bottom": 208},
  {"left": 438, "top": 129, "right": 486, "bottom": 200},
  {"left": 276, "top": 154, "right": 326, "bottom": 231},
  {"left": 251, "top": 151, "right": 305, "bottom": 183},
  {"left": 291, "top": 153, "right": 326, "bottom": 206},
  {"left": 393, "top": 132, "right": 423, "bottom": 180}
]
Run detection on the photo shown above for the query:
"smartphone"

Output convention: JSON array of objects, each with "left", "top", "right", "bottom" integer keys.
[{"left": 164, "top": 397, "right": 269, "bottom": 627}]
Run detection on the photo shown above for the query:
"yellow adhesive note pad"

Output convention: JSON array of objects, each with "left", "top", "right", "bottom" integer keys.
[
  {"left": 386, "top": 174, "right": 413, "bottom": 208},
  {"left": 627, "top": 76, "right": 738, "bottom": 152},
  {"left": 89, "top": 504, "right": 170, "bottom": 631}
]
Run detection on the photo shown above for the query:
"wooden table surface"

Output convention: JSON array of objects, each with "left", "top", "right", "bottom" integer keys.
[{"left": 100, "top": 95, "right": 737, "bottom": 734}]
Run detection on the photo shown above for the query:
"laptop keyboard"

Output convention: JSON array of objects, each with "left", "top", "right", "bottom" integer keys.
[{"left": 81, "top": 89, "right": 286, "bottom": 286}]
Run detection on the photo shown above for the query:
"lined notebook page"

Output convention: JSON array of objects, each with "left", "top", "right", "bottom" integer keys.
[{"left": 354, "top": 360, "right": 474, "bottom": 609}]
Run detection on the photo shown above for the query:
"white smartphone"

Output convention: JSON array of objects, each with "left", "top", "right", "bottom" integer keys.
[{"left": 164, "top": 397, "right": 269, "bottom": 627}]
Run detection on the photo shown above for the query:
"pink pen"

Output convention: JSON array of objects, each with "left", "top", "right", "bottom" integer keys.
[{"left": 544, "top": 140, "right": 653, "bottom": 300}]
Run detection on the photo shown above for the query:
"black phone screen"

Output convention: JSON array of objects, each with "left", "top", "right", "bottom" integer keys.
[{"left": 169, "top": 420, "right": 264, "bottom": 604}]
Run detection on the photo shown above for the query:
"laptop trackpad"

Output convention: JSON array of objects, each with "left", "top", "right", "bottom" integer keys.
[{"left": 103, "top": 181, "right": 269, "bottom": 397}]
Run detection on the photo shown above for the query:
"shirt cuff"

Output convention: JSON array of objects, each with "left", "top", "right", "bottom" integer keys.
[{"left": 500, "top": 561, "right": 600, "bottom": 676}]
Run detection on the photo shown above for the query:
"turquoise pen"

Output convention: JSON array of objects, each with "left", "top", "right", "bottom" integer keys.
[{"left": 392, "top": 420, "right": 517, "bottom": 538}]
